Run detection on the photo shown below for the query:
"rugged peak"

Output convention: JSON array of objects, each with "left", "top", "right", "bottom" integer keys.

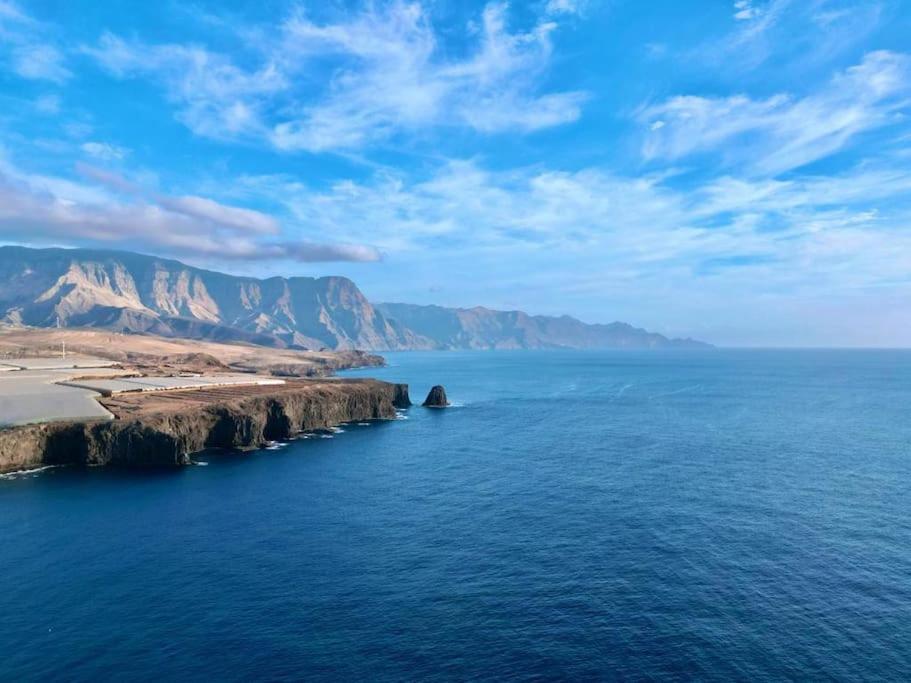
[
  {"left": 0, "top": 246, "right": 417, "bottom": 351},
  {"left": 0, "top": 246, "right": 712, "bottom": 351}
]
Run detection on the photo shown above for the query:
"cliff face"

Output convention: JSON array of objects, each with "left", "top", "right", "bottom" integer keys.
[
  {"left": 0, "top": 380, "right": 411, "bottom": 473},
  {"left": 0, "top": 246, "right": 422, "bottom": 351},
  {"left": 377, "top": 303, "right": 712, "bottom": 350},
  {"left": 0, "top": 246, "right": 711, "bottom": 350}
]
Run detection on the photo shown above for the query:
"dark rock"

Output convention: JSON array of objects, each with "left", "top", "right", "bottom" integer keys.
[
  {"left": 423, "top": 385, "right": 449, "bottom": 408},
  {"left": 393, "top": 383, "right": 412, "bottom": 408},
  {"left": 0, "top": 380, "right": 412, "bottom": 473}
]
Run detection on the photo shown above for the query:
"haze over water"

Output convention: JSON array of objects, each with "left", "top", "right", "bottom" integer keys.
[{"left": 2, "top": 350, "right": 911, "bottom": 680}]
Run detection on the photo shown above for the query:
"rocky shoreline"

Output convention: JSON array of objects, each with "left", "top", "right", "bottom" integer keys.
[{"left": 0, "top": 379, "right": 411, "bottom": 474}]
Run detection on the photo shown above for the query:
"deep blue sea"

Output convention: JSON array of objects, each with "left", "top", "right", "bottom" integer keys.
[{"left": 2, "top": 350, "right": 911, "bottom": 681}]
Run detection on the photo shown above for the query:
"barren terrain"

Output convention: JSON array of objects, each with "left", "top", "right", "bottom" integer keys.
[{"left": 0, "top": 327, "right": 384, "bottom": 377}]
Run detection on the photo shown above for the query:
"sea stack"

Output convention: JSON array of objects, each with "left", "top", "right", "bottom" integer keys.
[{"left": 423, "top": 385, "right": 449, "bottom": 408}]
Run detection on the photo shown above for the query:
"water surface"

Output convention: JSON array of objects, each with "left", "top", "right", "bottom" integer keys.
[{"left": 2, "top": 350, "right": 911, "bottom": 680}]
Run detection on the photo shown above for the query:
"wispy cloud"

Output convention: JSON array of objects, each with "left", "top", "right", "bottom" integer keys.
[
  {"left": 226, "top": 157, "right": 911, "bottom": 345},
  {"left": 2, "top": 0, "right": 910, "bottom": 345},
  {"left": 1, "top": 2, "right": 72, "bottom": 83},
  {"left": 0, "top": 157, "right": 380, "bottom": 263},
  {"left": 231, "top": 157, "right": 911, "bottom": 301},
  {"left": 544, "top": 0, "right": 587, "bottom": 16},
  {"left": 80, "top": 141, "right": 129, "bottom": 161},
  {"left": 0, "top": 0, "right": 31, "bottom": 35},
  {"left": 83, "top": 2, "right": 586, "bottom": 152},
  {"left": 34, "top": 94, "right": 61, "bottom": 115},
  {"left": 156, "top": 195, "right": 278, "bottom": 235},
  {"left": 732, "top": 1, "right": 762, "bottom": 21},
  {"left": 82, "top": 32, "right": 285, "bottom": 141},
  {"left": 702, "top": 0, "right": 884, "bottom": 71},
  {"left": 730, "top": 0, "right": 790, "bottom": 34},
  {"left": 11, "top": 43, "right": 70, "bottom": 82},
  {"left": 639, "top": 51, "right": 911, "bottom": 175}
]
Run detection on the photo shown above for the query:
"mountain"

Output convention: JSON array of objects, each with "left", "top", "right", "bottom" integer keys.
[
  {"left": 377, "top": 303, "right": 710, "bottom": 350},
  {"left": 0, "top": 246, "right": 421, "bottom": 350},
  {"left": 0, "top": 246, "right": 710, "bottom": 350}
]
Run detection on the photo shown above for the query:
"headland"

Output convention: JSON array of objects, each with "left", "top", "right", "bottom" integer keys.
[{"left": 0, "top": 329, "right": 410, "bottom": 474}]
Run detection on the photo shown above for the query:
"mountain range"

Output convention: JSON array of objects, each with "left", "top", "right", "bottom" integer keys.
[{"left": 0, "top": 246, "right": 710, "bottom": 350}]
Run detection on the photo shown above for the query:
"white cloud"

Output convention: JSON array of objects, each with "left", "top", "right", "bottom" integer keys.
[
  {"left": 0, "top": 0, "right": 30, "bottom": 33},
  {"left": 1, "top": 4, "right": 71, "bottom": 82},
  {"left": 644, "top": 42, "right": 668, "bottom": 59},
  {"left": 274, "top": 0, "right": 586, "bottom": 148},
  {"left": 727, "top": 0, "right": 791, "bottom": 42},
  {"left": 733, "top": 1, "right": 761, "bottom": 21},
  {"left": 232, "top": 157, "right": 911, "bottom": 299},
  {"left": 213, "top": 156, "right": 911, "bottom": 343},
  {"left": 544, "top": 0, "right": 584, "bottom": 16},
  {"left": 0, "top": 157, "right": 379, "bottom": 263},
  {"left": 83, "top": 32, "right": 285, "bottom": 142},
  {"left": 34, "top": 94, "right": 60, "bottom": 115},
  {"left": 11, "top": 43, "right": 69, "bottom": 82},
  {"left": 75, "top": 162, "right": 141, "bottom": 194},
  {"left": 157, "top": 195, "right": 279, "bottom": 235},
  {"left": 64, "top": 122, "right": 93, "bottom": 139},
  {"left": 701, "top": 0, "right": 885, "bottom": 71},
  {"left": 84, "top": 2, "right": 585, "bottom": 152},
  {"left": 0, "top": 1, "right": 27, "bottom": 21},
  {"left": 639, "top": 50, "right": 911, "bottom": 175},
  {"left": 80, "top": 141, "right": 129, "bottom": 161}
]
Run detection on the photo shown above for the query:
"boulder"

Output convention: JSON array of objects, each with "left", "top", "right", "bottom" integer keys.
[{"left": 422, "top": 385, "right": 449, "bottom": 408}]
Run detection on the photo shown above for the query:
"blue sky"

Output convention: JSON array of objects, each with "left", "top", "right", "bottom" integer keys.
[{"left": 1, "top": 0, "right": 910, "bottom": 346}]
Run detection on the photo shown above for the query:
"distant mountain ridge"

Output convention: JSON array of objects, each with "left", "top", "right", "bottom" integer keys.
[
  {"left": 377, "top": 303, "right": 710, "bottom": 350},
  {"left": 0, "top": 246, "right": 710, "bottom": 350}
]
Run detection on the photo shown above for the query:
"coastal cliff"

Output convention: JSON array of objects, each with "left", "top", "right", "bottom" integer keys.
[
  {"left": 0, "top": 379, "right": 411, "bottom": 474},
  {"left": 0, "top": 246, "right": 710, "bottom": 350}
]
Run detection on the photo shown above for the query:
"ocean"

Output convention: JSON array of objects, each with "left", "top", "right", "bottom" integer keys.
[{"left": 2, "top": 350, "right": 911, "bottom": 680}]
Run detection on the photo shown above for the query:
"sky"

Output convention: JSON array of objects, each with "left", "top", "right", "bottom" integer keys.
[{"left": 1, "top": 0, "right": 910, "bottom": 346}]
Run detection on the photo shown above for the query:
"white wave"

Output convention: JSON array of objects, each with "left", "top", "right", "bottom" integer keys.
[
  {"left": 649, "top": 384, "right": 704, "bottom": 399},
  {"left": 319, "top": 434, "right": 334, "bottom": 439},
  {"left": 0, "top": 465, "right": 57, "bottom": 480},
  {"left": 615, "top": 383, "right": 634, "bottom": 398}
]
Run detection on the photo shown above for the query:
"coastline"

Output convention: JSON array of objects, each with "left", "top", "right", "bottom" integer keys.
[{"left": 0, "top": 378, "right": 411, "bottom": 474}]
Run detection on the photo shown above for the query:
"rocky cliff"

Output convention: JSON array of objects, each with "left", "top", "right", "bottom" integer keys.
[
  {"left": 0, "top": 246, "right": 710, "bottom": 350},
  {"left": 0, "top": 379, "right": 411, "bottom": 473},
  {"left": 0, "top": 246, "right": 423, "bottom": 350}
]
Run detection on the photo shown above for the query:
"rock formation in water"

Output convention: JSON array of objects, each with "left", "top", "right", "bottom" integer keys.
[
  {"left": 0, "top": 380, "right": 411, "bottom": 474},
  {"left": 423, "top": 385, "right": 449, "bottom": 407}
]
